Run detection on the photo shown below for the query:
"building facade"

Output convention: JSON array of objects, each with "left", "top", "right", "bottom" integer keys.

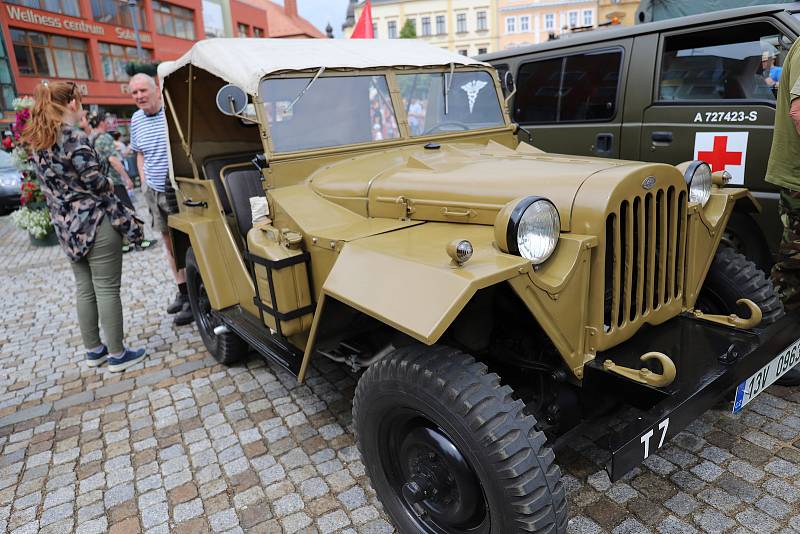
[
  {"left": 345, "top": 0, "right": 500, "bottom": 57},
  {"left": 498, "top": 0, "right": 600, "bottom": 49},
  {"left": 0, "top": 0, "right": 203, "bottom": 118},
  {"left": 597, "top": 0, "right": 639, "bottom": 25}
]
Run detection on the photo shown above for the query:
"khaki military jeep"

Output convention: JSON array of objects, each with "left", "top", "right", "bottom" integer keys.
[{"left": 159, "top": 39, "right": 799, "bottom": 534}]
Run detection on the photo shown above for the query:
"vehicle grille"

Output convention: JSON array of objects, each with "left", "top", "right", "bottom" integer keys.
[{"left": 603, "top": 185, "right": 687, "bottom": 332}]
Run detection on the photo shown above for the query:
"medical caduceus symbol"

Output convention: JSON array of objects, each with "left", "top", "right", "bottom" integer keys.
[{"left": 460, "top": 80, "right": 487, "bottom": 113}]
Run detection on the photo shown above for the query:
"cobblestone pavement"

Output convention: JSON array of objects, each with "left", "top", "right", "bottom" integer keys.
[{"left": 1, "top": 209, "right": 799, "bottom": 534}]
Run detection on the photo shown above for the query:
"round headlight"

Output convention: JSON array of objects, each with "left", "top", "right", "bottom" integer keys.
[
  {"left": 494, "top": 196, "right": 560, "bottom": 265},
  {"left": 684, "top": 161, "right": 712, "bottom": 206}
]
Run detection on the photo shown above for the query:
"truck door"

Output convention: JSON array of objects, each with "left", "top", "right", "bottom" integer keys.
[
  {"left": 513, "top": 41, "right": 631, "bottom": 158},
  {"left": 639, "top": 20, "right": 795, "bottom": 258}
]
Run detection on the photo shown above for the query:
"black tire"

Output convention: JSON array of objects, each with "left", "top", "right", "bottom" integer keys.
[
  {"left": 696, "top": 246, "right": 784, "bottom": 326},
  {"left": 185, "top": 247, "right": 247, "bottom": 364},
  {"left": 354, "top": 345, "right": 567, "bottom": 534},
  {"left": 720, "top": 211, "right": 774, "bottom": 273}
]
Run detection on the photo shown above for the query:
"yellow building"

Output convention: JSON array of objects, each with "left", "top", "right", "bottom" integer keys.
[
  {"left": 497, "top": 0, "right": 600, "bottom": 49},
  {"left": 597, "top": 0, "right": 639, "bottom": 25},
  {"left": 344, "top": 0, "right": 500, "bottom": 57}
]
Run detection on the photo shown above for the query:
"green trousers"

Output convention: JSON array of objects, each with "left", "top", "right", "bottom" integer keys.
[{"left": 70, "top": 217, "right": 125, "bottom": 354}]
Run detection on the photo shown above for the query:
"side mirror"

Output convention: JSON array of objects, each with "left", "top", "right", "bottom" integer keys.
[
  {"left": 216, "top": 84, "right": 248, "bottom": 116},
  {"left": 503, "top": 71, "right": 515, "bottom": 94}
]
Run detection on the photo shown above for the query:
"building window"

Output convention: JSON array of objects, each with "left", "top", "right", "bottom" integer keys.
[
  {"left": 505, "top": 17, "right": 516, "bottom": 34},
  {"left": 91, "top": 0, "right": 148, "bottom": 30},
  {"left": 583, "top": 10, "right": 593, "bottom": 26},
  {"left": 478, "top": 47, "right": 487, "bottom": 55},
  {"left": 152, "top": 1, "right": 195, "bottom": 40},
  {"left": 436, "top": 15, "right": 446, "bottom": 35},
  {"left": 458, "top": 49, "right": 468, "bottom": 56},
  {"left": 0, "top": 37, "right": 15, "bottom": 113},
  {"left": 520, "top": 15, "right": 530, "bottom": 32},
  {"left": 11, "top": 28, "right": 91, "bottom": 79},
  {"left": 477, "top": 11, "right": 487, "bottom": 31},
  {"left": 6, "top": 0, "right": 79, "bottom": 17},
  {"left": 253, "top": 27, "right": 264, "bottom": 37},
  {"left": 545, "top": 14, "right": 555, "bottom": 30},
  {"left": 99, "top": 42, "right": 152, "bottom": 82},
  {"left": 568, "top": 11, "right": 578, "bottom": 28},
  {"left": 372, "top": 22, "right": 378, "bottom": 37},
  {"left": 421, "top": 17, "right": 431, "bottom": 36},
  {"left": 237, "top": 23, "right": 249, "bottom": 37},
  {"left": 456, "top": 13, "right": 467, "bottom": 33},
  {"left": 387, "top": 20, "right": 397, "bottom": 38}
]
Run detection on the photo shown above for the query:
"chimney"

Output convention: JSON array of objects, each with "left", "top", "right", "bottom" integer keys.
[{"left": 284, "top": 0, "right": 297, "bottom": 17}]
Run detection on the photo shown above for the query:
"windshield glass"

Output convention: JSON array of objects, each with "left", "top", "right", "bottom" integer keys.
[
  {"left": 398, "top": 71, "right": 504, "bottom": 136},
  {"left": 260, "top": 75, "right": 400, "bottom": 153}
]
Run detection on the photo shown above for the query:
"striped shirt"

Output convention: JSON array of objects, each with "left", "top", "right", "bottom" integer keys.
[{"left": 130, "top": 107, "right": 169, "bottom": 192}]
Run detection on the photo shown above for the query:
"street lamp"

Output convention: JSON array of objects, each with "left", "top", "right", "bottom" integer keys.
[{"left": 125, "top": 0, "right": 145, "bottom": 61}]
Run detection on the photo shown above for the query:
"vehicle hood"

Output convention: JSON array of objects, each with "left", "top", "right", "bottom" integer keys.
[{"left": 309, "top": 141, "right": 633, "bottom": 231}]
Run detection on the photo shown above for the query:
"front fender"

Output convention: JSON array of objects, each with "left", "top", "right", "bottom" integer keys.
[{"left": 321, "top": 223, "right": 529, "bottom": 344}]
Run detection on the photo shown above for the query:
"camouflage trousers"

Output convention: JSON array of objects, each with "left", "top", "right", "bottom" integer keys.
[{"left": 770, "top": 187, "right": 800, "bottom": 311}]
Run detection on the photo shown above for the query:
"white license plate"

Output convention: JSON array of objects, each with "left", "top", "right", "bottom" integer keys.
[{"left": 733, "top": 336, "right": 800, "bottom": 413}]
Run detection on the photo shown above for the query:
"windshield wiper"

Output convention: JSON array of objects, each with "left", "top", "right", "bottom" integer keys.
[
  {"left": 287, "top": 66, "right": 325, "bottom": 112},
  {"left": 444, "top": 62, "right": 455, "bottom": 115}
]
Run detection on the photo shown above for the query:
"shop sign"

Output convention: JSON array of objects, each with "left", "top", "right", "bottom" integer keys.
[
  {"left": 5, "top": 6, "right": 103, "bottom": 34},
  {"left": 115, "top": 27, "right": 152, "bottom": 43},
  {"left": 5, "top": 6, "right": 152, "bottom": 44}
]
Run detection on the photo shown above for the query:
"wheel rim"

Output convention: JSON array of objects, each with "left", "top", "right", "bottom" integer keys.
[
  {"left": 379, "top": 409, "right": 489, "bottom": 534},
  {"left": 696, "top": 286, "right": 732, "bottom": 316},
  {"left": 194, "top": 270, "right": 219, "bottom": 344}
]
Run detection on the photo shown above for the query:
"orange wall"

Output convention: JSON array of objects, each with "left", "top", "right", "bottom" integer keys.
[{"left": 0, "top": 0, "right": 202, "bottom": 105}]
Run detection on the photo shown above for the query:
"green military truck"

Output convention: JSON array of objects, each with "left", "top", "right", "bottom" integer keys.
[
  {"left": 482, "top": 2, "right": 800, "bottom": 271},
  {"left": 159, "top": 39, "right": 799, "bottom": 534}
]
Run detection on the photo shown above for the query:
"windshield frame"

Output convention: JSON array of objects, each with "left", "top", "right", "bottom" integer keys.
[{"left": 256, "top": 65, "right": 509, "bottom": 157}]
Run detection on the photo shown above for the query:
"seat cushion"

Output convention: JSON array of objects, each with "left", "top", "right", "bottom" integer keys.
[{"left": 226, "top": 169, "right": 265, "bottom": 238}]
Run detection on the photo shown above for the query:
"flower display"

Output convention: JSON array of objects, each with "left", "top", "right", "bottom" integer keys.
[{"left": 9, "top": 96, "right": 54, "bottom": 240}]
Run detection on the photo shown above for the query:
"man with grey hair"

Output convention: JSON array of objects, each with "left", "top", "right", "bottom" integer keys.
[{"left": 128, "top": 73, "right": 193, "bottom": 326}]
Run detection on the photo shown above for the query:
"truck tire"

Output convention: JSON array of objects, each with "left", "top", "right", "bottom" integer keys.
[
  {"left": 721, "top": 211, "right": 774, "bottom": 273},
  {"left": 185, "top": 247, "right": 247, "bottom": 365},
  {"left": 696, "top": 246, "right": 784, "bottom": 326},
  {"left": 354, "top": 345, "right": 567, "bottom": 534}
]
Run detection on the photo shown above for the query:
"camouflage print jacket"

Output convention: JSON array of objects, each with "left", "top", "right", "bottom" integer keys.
[{"left": 35, "top": 125, "right": 143, "bottom": 262}]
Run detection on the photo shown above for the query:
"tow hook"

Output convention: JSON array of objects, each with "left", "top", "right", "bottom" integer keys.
[
  {"left": 691, "top": 299, "right": 762, "bottom": 329},
  {"left": 603, "top": 352, "right": 677, "bottom": 387}
]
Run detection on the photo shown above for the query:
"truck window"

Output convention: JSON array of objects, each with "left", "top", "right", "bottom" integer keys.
[
  {"left": 659, "top": 22, "right": 786, "bottom": 102},
  {"left": 515, "top": 49, "right": 622, "bottom": 124}
]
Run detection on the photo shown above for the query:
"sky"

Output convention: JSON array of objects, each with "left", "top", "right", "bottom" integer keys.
[{"left": 274, "top": 0, "right": 352, "bottom": 38}]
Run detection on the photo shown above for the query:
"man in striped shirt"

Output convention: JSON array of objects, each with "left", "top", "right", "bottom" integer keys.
[{"left": 129, "top": 73, "right": 193, "bottom": 326}]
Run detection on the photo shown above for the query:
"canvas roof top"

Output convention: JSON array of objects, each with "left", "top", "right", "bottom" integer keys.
[{"left": 157, "top": 39, "right": 487, "bottom": 95}]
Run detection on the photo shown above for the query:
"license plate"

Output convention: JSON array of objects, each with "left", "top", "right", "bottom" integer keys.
[{"left": 733, "top": 336, "right": 800, "bottom": 412}]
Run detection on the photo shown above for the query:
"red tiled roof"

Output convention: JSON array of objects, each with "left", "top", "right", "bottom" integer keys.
[{"left": 239, "top": 0, "right": 326, "bottom": 38}]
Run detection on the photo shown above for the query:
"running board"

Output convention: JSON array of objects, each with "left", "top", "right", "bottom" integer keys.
[{"left": 213, "top": 306, "right": 303, "bottom": 375}]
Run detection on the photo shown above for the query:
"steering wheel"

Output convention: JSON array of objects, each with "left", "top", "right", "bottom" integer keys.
[{"left": 422, "top": 121, "right": 471, "bottom": 136}]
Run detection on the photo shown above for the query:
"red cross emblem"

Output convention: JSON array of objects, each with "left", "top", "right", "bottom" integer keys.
[{"left": 696, "top": 135, "right": 742, "bottom": 172}]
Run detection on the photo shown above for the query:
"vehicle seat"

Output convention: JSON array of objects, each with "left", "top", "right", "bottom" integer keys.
[
  {"left": 225, "top": 169, "right": 265, "bottom": 240},
  {"left": 202, "top": 153, "right": 257, "bottom": 214}
]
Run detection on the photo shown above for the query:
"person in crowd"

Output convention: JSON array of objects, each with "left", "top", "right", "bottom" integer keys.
[
  {"left": 90, "top": 113, "right": 156, "bottom": 253},
  {"left": 128, "top": 73, "right": 193, "bottom": 326},
  {"left": 1, "top": 131, "right": 13, "bottom": 151},
  {"left": 21, "top": 81, "right": 147, "bottom": 372},
  {"left": 766, "top": 37, "right": 800, "bottom": 386}
]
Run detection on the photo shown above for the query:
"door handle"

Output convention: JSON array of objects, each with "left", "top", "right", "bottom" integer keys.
[
  {"left": 651, "top": 131, "right": 673, "bottom": 144},
  {"left": 593, "top": 133, "right": 614, "bottom": 156},
  {"left": 183, "top": 199, "right": 208, "bottom": 208}
]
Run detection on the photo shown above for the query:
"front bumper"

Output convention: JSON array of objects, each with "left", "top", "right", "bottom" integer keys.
[{"left": 582, "top": 310, "right": 800, "bottom": 481}]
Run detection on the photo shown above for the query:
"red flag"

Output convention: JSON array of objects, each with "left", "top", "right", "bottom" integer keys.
[{"left": 350, "top": 0, "right": 374, "bottom": 38}]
